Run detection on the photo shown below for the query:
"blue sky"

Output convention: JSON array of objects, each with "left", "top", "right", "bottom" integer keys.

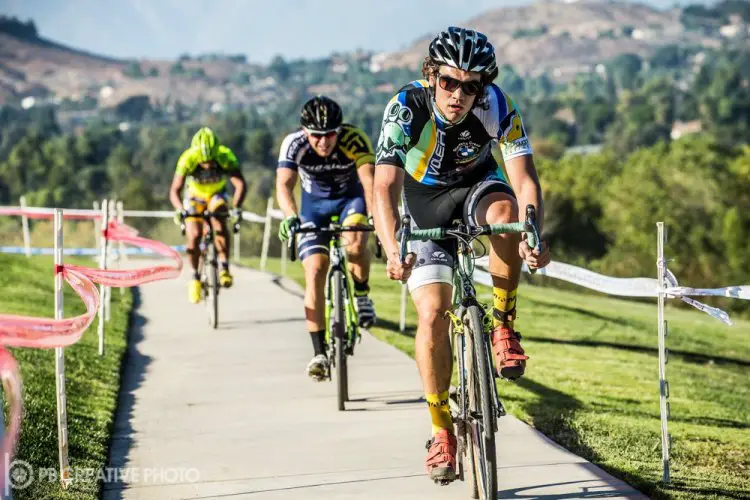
[{"left": 2, "top": 0, "right": 711, "bottom": 63}]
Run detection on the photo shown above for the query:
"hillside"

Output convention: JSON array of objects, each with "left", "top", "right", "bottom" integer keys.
[
  {"left": 0, "top": 1, "right": 740, "bottom": 108},
  {"left": 376, "top": 0, "right": 720, "bottom": 79}
]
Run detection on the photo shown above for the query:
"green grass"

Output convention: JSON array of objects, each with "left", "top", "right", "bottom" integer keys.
[
  {"left": 0, "top": 254, "right": 132, "bottom": 500},
  {"left": 244, "top": 256, "right": 750, "bottom": 500}
]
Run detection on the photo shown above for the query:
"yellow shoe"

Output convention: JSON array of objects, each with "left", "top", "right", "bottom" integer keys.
[
  {"left": 219, "top": 270, "right": 233, "bottom": 288},
  {"left": 188, "top": 279, "right": 202, "bottom": 304}
]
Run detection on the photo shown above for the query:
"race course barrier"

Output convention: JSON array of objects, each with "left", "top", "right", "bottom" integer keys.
[
  {"left": 0, "top": 210, "right": 183, "bottom": 493},
  {"left": 466, "top": 222, "right": 749, "bottom": 483}
]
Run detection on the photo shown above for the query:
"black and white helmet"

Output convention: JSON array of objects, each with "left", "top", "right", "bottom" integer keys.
[
  {"left": 428, "top": 27, "right": 497, "bottom": 76},
  {"left": 300, "top": 96, "right": 343, "bottom": 132}
]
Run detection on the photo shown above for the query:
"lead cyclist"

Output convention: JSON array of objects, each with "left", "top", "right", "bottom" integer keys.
[{"left": 372, "top": 27, "right": 551, "bottom": 484}]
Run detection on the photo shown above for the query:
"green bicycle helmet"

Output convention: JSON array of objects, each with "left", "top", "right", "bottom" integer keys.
[{"left": 191, "top": 127, "right": 220, "bottom": 162}]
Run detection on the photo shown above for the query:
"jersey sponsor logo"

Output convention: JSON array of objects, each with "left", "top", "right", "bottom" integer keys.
[
  {"left": 454, "top": 129, "right": 481, "bottom": 163},
  {"left": 427, "top": 128, "right": 446, "bottom": 176},
  {"left": 501, "top": 137, "right": 531, "bottom": 157},
  {"left": 301, "top": 161, "right": 354, "bottom": 173},
  {"left": 377, "top": 100, "right": 413, "bottom": 162},
  {"left": 338, "top": 129, "right": 370, "bottom": 156},
  {"left": 500, "top": 110, "right": 526, "bottom": 143},
  {"left": 284, "top": 133, "right": 308, "bottom": 163}
]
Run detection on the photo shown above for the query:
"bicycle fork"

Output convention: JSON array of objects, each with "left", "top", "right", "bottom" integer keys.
[{"left": 480, "top": 308, "right": 505, "bottom": 423}]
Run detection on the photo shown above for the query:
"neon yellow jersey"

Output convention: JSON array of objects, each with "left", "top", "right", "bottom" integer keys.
[{"left": 176, "top": 145, "right": 239, "bottom": 197}]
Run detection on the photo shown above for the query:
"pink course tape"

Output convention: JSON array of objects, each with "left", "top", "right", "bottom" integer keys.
[
  {"left": 0, "top": 207, "right": 100, "bottom": 220},
  {"left": 0, "top": 219, "right": 182, "bottom": 482}
]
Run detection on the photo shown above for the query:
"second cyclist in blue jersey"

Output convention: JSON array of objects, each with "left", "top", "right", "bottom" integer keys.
[
  {"left": 373, "top": 27, "right": 551, "bottom": 485},
  {"left": 276, "top": 96, "right": 377, "bottom": 380}
]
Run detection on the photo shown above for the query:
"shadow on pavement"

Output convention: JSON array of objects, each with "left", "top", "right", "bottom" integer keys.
[{"left": 101, "top": 287, "right": 153, "bottom": 499}]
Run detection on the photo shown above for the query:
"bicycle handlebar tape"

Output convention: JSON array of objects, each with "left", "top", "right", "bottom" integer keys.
[
  {"left": 399, "top": 215, "right": 411, "bottom": 264},
  {"left": 288, "top": 230, "right": 297, "bottom": 263},
  {"left": 374, "top": 236, "right": 383, "bottom": 260},
  {"left": 524, "top": 205, "right": 540, "bottom": 275}
]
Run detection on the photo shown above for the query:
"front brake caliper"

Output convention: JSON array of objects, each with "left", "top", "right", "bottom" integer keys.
[
  {"left": 482, "top": 308, "right": 493, "bottom": 335},
  {"left": 445, "top": 309, "right": 464, "bottom": 335}
]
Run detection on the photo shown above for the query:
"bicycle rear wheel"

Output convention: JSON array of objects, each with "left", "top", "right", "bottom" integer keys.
[
  {"left": 466, "top": 304, "right": 497, "bottom": 499},
  {"left": 206, "top": 244, "right": 219, "bottom": 329},
  {"left": 332, "top": 270, "right": 348, "bottom": 411}
]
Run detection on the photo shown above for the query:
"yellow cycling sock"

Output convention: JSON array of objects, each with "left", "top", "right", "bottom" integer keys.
[
  {"left": 426, "top": 391, "right": 453, "bottom": 435},
  {"left": 492, "top": 287, "right": 517, "bottom": 328}
]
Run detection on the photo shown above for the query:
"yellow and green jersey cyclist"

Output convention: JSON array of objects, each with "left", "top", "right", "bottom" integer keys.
[{"left": 169, "top": 127, "right": 247, "bottom": 304}]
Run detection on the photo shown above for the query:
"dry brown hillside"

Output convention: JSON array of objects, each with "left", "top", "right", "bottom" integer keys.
[
  {"left": 0, "top": 32, "right": 263, "bottom": 107},
  {"left": 377, "top": 0, "right": 718, "bottom": 79}
]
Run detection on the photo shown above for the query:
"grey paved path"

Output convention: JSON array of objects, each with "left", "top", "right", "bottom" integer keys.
[{"left": 103, "top": 263, "right": 646, "bottom": 499}]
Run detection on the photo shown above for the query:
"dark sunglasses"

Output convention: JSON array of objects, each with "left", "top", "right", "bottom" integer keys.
[
  {"left": 437, "top": 74, "right": 482, "bottom": 96},
  {"left": 307, "top": 128, "right": 339, "bottom": 139}
]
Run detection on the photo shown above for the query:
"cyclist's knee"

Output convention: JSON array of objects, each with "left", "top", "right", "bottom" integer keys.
[
  {"left": 475, "top": 193, "right": 518, "bottom": 225},
  {"left": 303, "top": 254, "right": 328, "bottom": 278},
  {"left": 346, "top": 238, "right": 368, "bottom": 260},
  {"left": 186, "top": 224, "right": 202, "bottom": 244},
  {"left": 413, "top": 286, "right": 452, "bottom": 333}
]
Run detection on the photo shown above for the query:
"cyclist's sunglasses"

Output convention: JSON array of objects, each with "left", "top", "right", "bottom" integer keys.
[
  {"left": 306, "top": 128, "right": 340, "bottom": 139},
  {"left": 437, "top": 74, "right": 483, "bottom": 96}
]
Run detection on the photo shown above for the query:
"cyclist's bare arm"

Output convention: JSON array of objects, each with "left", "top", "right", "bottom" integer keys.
[
  {"left": 374, "top": 164, "right": 415, "bottom": 280},
  {"left": 503, "top": 154, "right": 544, "bottom": 234},
  {"left": 169, "top": 173, "right": 186, "bottom": 211},
  {"left": 228, "top": 170, "right": 247, "bottom": 208},
  {"left": 275, "top": 167, "right": 299, "bottom": 217},
  {"left": 503, "top": 153, "right": 550, "bottom": 268},
  {"left": 356, "top": 162, "right": 375, "bottom": 218},
  {"left": 373, "top": 164, "right": 403, "bottom": 256}
]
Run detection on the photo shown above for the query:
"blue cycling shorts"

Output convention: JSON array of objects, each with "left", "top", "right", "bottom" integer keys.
[{"left": 298, "top": 193, "right": 367, "bottom": 260}]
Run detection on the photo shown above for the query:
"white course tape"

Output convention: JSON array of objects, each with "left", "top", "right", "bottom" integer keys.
[
  {"left": 474, "top": 258, "right": 748, "bottom": 326},
  {"left": 269, "top": 208, "right": 285, "bottom": 220},
  {"left": 474, "top": 257, "right": 658, "bottom": 297}
]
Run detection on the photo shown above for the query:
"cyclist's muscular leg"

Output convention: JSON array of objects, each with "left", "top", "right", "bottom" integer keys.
[
  {"left": 473, "top": 192, "right": 529, "bottom": 379},
  {"left": 209, "top": 216, "right": 234, "bottom": 287},
  {"left": 185, "top": 221, "right": 203, "bottom": 272},
  {"left": 412, "top": 283, "right": 454, "bottom": 430},
  {"left": 302, "top": 253, "right": 329, "bottom": 378},
  {"left": 185, "top": 220, "right": 203, "bottom": 303},
  {"left": 412, "top": 282, "right": 456, "bottom": 482},
  {"left": 302, "top": 253, "right": 328, "bottom": 331},
  {"left": 342, "top": 212, "right": 375, "bottom": 327},
  {"left": 343, "top": 227, "right": 370, "bottom": 283}
]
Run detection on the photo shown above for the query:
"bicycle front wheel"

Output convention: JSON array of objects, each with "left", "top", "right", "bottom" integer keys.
[
  {"left": 466, "top": 304, "right": 497, "bottom": 499},
  {"left": 331, "top": 270, "right": 348, "bottom": 411},
  {"left": 206, "top": 244, "right": 219, "bottom": 329}
]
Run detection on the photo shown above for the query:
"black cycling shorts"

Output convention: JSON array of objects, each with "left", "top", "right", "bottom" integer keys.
[{"left": 402, "top": 170, "right": 515, "bottom": 291}]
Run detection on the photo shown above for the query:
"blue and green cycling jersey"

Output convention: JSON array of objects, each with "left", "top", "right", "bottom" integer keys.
[{"left": 375, "top": 79, "right": 533, "bottom": 187}]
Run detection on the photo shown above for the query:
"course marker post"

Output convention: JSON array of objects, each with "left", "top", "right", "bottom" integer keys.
[
  {"left": 105, "top": 199, "right": 114, "bottom": 321},
  {"left": 92, "top": 201, "right": 100, "bottom": 263},
  {"left": 260, "top": 198, "right": 273, "bottom": 272},
  {"left": 54, "top": 209, "right": 71, "bottom": 488},
  {"left": 656, "top": 222, "right": 671, "bottom": 483},
  {"left": 97, "top": 200, "right": 109, "bottom": 356},
  {"left": 19, "top": 196, "right": 31, "bottom": 258}
]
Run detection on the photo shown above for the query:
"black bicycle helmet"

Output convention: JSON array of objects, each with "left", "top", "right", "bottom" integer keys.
[
  {"left": 428, "top": 27, "right": 498, "bottom": 76},
  {"left": 300, "top": 96, "right": 343, "bottom": 132}
]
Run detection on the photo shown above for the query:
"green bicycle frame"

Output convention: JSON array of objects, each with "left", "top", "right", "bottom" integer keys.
[{"left": 323, "top": 216, "right": 360, "bottom": 346}]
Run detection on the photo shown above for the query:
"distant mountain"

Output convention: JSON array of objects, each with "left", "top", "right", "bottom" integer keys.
[
  {"left": 0, "top": 1, "right": 742, "bottom": 108},
  {"left": 376, "top": 0, "right": 723, "bottom": 79}
]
